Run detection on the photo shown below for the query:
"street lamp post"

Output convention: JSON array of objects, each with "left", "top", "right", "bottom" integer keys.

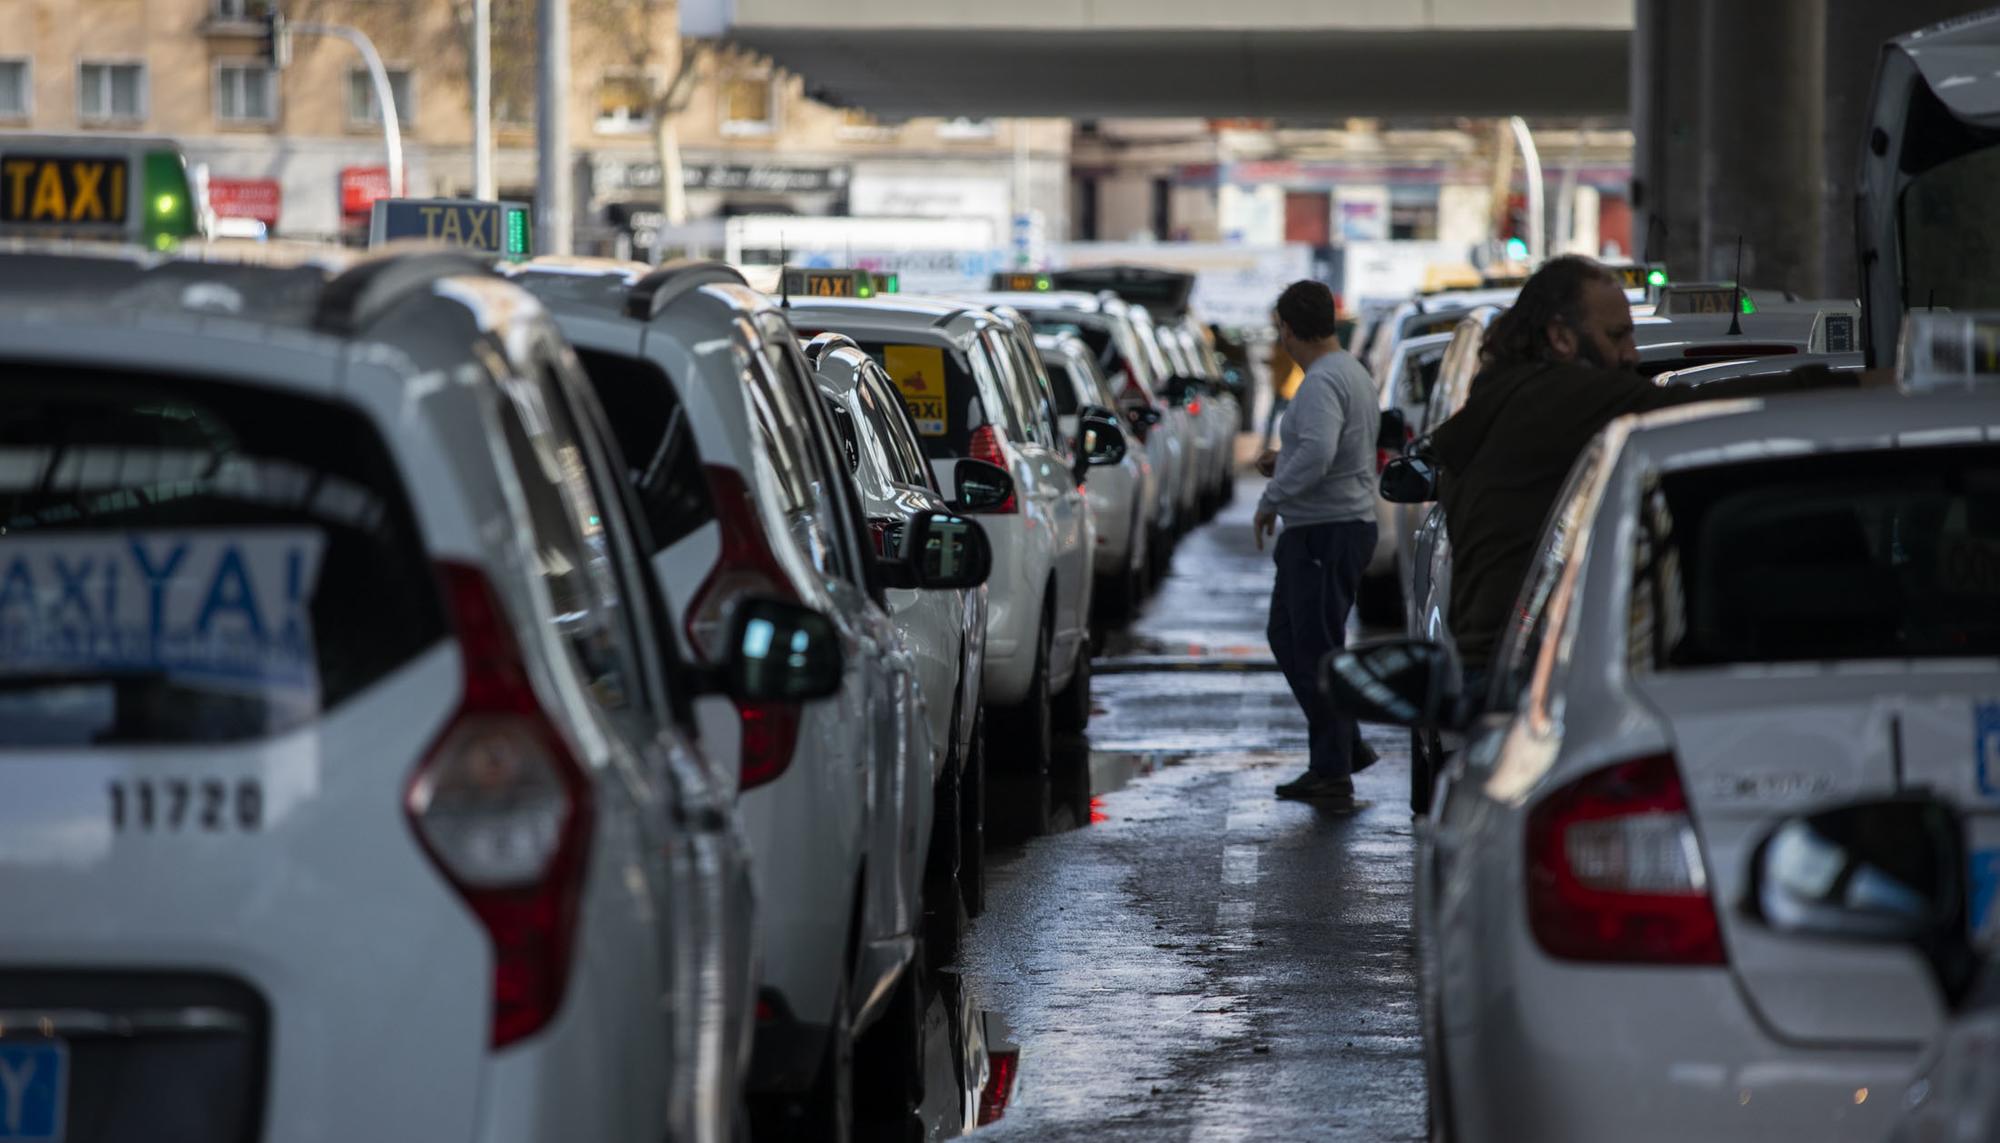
[{"left": 290, "top": 21, "right": 404, "bottom": 199}]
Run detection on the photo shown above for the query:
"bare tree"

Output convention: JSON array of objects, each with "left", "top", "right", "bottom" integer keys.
[{"left": 576, "top": 0, "right": 713, "bottom": 226}]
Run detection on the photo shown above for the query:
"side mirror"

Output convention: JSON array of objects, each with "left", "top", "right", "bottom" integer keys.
[
  {"left": 721, "top": 598, "right": 844, "bottom": 703},
  {"left": 1377, "top": 408, "right": 1409, "bottom": 452},
  {"left": 1319, "top": 638, "right": 1463, "bottom": 730},
  {"left": 951, "top": 458, "right": 1015, "bottom": 514},
  {"left": 1745, "top": 794, "right": 1978, "bottom": 1007},
  {"left": 1380, "top": 455, "right": 1439, "bottom": 504},
  {"left": 907, "top": 509, "right": 992, "bottom": 590},
  {"left": 1076, "top": 407, "right": 1127, "bottom": 473}
]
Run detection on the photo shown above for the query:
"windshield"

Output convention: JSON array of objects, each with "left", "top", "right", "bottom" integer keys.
[
  {"left": 1643, "top": 445, "right": 2000, "bottom": 665},
  {"left": 0, "top": 366, "right": 445, "bottom": 745}
]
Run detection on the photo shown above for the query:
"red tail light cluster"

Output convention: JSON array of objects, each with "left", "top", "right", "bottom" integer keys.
[
  {"left": 687, "top": 464, "right": 805, "bottom": 791},
  {"left": 967, "top": 426, "right": 1018, "bottom": 513},
  {"left": 409, "top": 561, "right": 594, "bottom": 1048},
  {"left": 1525, "top": 754, "right": 1725, "bottom": 965},
  {"left": 977, "top": 1048, "right": 1020, "bottom": 1125}
]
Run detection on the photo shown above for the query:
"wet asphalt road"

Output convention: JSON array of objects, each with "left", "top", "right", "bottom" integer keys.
[{"left": 962, "top": 476, "right": 1424, "bottom": 1141}]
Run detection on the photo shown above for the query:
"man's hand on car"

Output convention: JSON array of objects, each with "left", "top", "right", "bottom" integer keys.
[{"left": 1255, "top": 448, "right": 1280, "bottom": 478}]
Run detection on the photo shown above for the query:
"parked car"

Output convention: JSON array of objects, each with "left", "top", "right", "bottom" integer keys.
[
  {"left": 0, "top": 244, "right": 791, "bottom": 1143},
  {"left": 1330, "top": 336, "right": 2000, "bottom": 1142},
  {"left": 966, "top": 288, "right": 1187, "bottom": 568},
  {"left": 1037, "top": 329, "right": 1157, "bottom": 622},
  {"left": 803, "top": 330, "right": 1001, "bottom": 934},
  {"left": 510, "top": 258, "right": 981, "bottom": 1139},
  {"left": 781, "top": 295, "right": 1120, "bottom": 784}
]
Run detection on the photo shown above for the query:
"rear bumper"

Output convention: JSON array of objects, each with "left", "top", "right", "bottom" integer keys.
[{"left": 1451, "top": 965, "right": 1915, "bottom": 1143}]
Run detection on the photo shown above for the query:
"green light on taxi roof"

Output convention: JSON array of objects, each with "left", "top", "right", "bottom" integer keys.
[
  {"left": 858, "top": 284, "right": 874, "bottom": 298},
  {"left": 1036, "top": 275, "right": 1051, "bottom": 291},
  {"left": 1647, "top": 268, "right": 1669, "bottom": 288},
  {"left": 1740, "top": 295, "right": 1757, "bottom": 316},
  {"left": 154, "top": 193, "right": 179, "bottom": 218}
]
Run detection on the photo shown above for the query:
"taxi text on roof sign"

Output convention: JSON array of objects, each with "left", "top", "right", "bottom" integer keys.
[
  {"left": 783, "top": 268, "right": 873, "bottom": 299},
  {"left": 369, "top": 198, "right": 532, "bottom": 261},
  {"left": 1, "top": 155, "right": 129, "bottom": 226},
  {"left": 1658, "top": 284, "right": 1756, "bottom": 317},
  {"left": 990, "top": 272, "right": 1052, "bottom": 292},
  {"left": 1896, "top": 311, "right": 2000, "bottom": 391}
]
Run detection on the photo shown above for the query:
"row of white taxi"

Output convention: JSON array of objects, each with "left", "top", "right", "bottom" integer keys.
[{"left": 0, "top": 193, "right": 1247, "bottom": 1143}]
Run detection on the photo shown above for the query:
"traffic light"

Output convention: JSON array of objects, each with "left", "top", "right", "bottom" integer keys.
[{"left": 261, "top": 8, "right": 291, "bottom": 71}]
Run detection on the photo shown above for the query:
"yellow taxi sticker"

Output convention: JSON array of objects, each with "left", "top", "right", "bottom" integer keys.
[
  {"left": 1, "top": 156, "right": 128, "bottom": 225},
  {"left": 884, "top": 345, "right": 948, "bottom": 436}
]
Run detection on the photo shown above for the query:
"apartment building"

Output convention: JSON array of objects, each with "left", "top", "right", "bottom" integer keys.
[{"left": 0, "top": 0, "right": 1070, "bottom": 248}]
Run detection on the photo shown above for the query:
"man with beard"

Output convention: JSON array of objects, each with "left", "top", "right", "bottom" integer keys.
[{"left": 1433, "top": 256, "right": 1867, "bottom": 686}]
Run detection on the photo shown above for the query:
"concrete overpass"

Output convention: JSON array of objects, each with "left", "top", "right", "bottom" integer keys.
[{"left": 682, "top": 0, "right": 1634, "bottom": 118}]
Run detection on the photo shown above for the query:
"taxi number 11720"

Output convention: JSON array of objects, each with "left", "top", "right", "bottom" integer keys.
[{"left": 109, "top": 778, "right": 264, "bottom": 833}]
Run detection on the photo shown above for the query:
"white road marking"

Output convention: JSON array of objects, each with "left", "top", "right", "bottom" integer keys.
[{"left": 1221, "top": 843, "right": 1260, "bottom": 886}]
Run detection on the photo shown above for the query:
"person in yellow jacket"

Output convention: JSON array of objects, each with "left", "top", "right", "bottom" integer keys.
[{"left": 1259, "top": 338, "right": 1306, "bottom": 452}]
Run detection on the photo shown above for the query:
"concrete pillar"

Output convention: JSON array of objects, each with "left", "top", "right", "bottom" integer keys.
[
  {"left": 1698, "top": 0, "right": 1824, "bottom": 295},
  {"left": 1819, "top": 0, "right": 1990, "bottom": 299},
  {"left": 1629, "top": 0, "right": 1704, "bottom": 277}
]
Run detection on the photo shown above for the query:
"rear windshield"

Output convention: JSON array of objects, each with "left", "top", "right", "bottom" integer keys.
[
  {"left": 1639, "top": 446, "right": 2000, "bottom": 666},
  {"left": 572, "top": 348, "right": 714, "bottom": 550},
  {"left": 838, "top": 339, "right": 991, "bottom": 461},
  {"left": 1024, "top": 315, "right": 1152, "bottom": 396},
  {"left": 1897, "top": 83, "right": 2000, "bottom": 318},
  {"left": 0, "top": 367, "right": 445, "bottom": 745}
]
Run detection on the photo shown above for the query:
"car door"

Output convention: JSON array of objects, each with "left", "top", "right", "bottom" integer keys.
[
  {"left": 491, "top": 345, "right": 689, "bottom": 1134},
  {"left": 989, "top": 326, "right": 1088, "bottom": 662},
  {"left": 538, "top": 339, "right": 759, "bottom": 1139},
  {"left": 850, "top": 363, "right": 963, "bottom": 780},
  {"left": 753, "top": 315, "right": 926, "bottom": 949}
]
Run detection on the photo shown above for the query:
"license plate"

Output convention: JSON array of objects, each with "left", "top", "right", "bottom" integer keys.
[{"left": 0, "top": 1040, "right": 67, "bottom": 1141}]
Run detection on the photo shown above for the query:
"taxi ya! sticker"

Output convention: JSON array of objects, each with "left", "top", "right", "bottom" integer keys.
[
  {"left": 0, "top": 156, "right": 128, "bottom": 225},
  {"left": 0, "top": 529, "right": 327, "bottom": 692},
  {"left": 884, "top": 345, "right": 948, "bottom": 437}
]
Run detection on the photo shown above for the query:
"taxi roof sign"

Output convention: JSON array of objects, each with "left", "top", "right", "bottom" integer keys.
[
  {"left": 369, "top": 198, "right": 531, "bottom": 261},
  {"left": 990, "top": 271, "right": 1053, "bottom": 293},
  {"left": 1896, "top": 311, "right": 2000, "bottom": 391},
  {"left": 1658, "top": 283, "right": 1756, "bottom": 317},
  {"left": 783, "top": 267, "right": 873, "bottom": 299}
]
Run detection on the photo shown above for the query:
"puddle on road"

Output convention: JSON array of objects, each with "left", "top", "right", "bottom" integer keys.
[{"left": 987, "top": 736, "right": 1188, "bottom": 846}]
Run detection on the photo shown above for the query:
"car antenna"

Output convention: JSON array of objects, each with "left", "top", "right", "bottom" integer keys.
[
  {"left": 779, "top": 235, "right": 791, "bottom": 310},
  {"left": 1642, "top": 214, "right": 1665, "bottom": 267},
  {"left": 1726, "top": 236, "right": 1745, "bottom": 337},
  {"left": 1928, "top": 288, "right": 1937, "bottom": 312}
]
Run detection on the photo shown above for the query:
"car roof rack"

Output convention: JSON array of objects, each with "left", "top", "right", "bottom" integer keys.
[
  {"left": 803, "top": 330, "right": 861, "bottom": 366},
  {"left": 625, "top": 259, "right": 747, "bottom": 321},
  {"left": 313, "top": 246, "right": 498, "bottom": 336}
]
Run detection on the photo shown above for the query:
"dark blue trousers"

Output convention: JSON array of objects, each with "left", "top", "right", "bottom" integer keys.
[{"left": 1267, "top": 520, "right": 1378, "bottom": 791}]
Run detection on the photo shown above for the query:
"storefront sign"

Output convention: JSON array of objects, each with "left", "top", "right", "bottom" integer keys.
[
  {"left": 208, "top": 178, "right": 281, "bottom": 226},
  {"left": 339, "top": 166, "right": 395, "bottom": 218},
  {"left": 594, "top": 159, "right": 848, "bottom": 197}
]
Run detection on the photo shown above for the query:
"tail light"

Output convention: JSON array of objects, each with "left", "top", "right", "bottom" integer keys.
[
  {"left": 409, "top": 561, "right": 594, "bottom": 1048},
  {"left": 1376, "top": 422, "right": 1415, "bottom": 475},
  {"left": 686, "top": 464, "right": 807, "bottom": 791},
  {"left": 977, "top": 1048, "right": 1020, "bottom": 1125},
  {"left": 1525, "top": 753, "right": 1724, "bottom": 965},
  {"left": 1188, "top": 398, "right": 1203, "bottom": 416},
  {"left": 967, "top": 426, "right": 1018, "bottom": 513}
]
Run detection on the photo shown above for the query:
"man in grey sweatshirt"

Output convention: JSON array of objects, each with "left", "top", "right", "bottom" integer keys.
[{"left": 1254, "top": 280, "right": 1381, "bottom": 806}]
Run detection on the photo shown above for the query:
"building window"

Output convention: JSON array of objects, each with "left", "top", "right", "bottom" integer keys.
[
  {"left": 216, "top": 62, "right": 276, "bottom": 124},
  {"left": 834, "top": 108, "right": 896, "bottom": 141},
  {"left": 719, "top": 73, "right": 774, "bottom": 136},
  {"left": 595, "top": 73, "right": 652, "bottom": 134},
  {"left": 936, "top": 117, "right": 996, "bottom": 141},
  {"left": 0, "top": 60, "right": 28, "bottom": 120},
  {"left": 79, "top": 62, "right": 145, "bottom": 124},
  {"left": 347, "top": 68, "right": 415, "bottom": 128},
  {"left": 212, "top": 0, "right": 269, "bottom": 20}
]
